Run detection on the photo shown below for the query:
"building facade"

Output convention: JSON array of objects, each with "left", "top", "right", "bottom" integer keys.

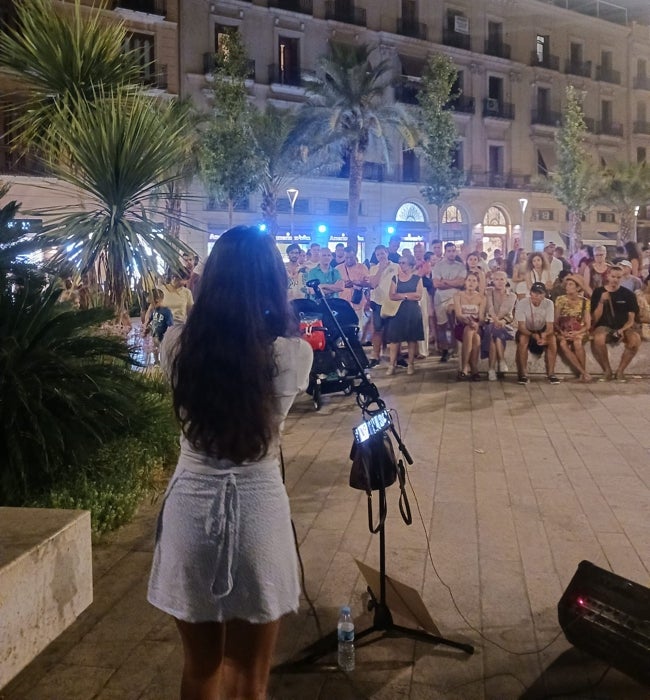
[{"left": 2, "top": 0, "right": 650, "bottom": 260}]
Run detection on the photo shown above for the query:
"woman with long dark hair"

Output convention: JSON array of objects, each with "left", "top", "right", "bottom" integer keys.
[{"left": 147, "top": 226, "right": 312, "bottom": 699}]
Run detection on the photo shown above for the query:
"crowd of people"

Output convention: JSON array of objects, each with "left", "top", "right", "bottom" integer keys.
[{"left": 285, "top": 236, "right": 650, "bottom": 383}]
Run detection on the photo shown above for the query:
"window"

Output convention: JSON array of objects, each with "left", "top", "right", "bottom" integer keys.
[
  {"left": 215, "top": 24, "right": 237, "bottom": 54},
  {"left": 597, "top": 212, "right": 615, "bottom": 223},
  {"left": 451, "top": 142, "right": 463, "bottom": 171},
  {"left": 537, "top": 86, "right": 550, "bottom": 115},
  {"left": 570, "top": 42, "right": 583, "bottom": 64},
  {"left": 447, "top": 9, "right": 469, "bottom": 34},
  {"left": 637, "top": 102, "right": 646, "bottom": 122},
  {"left": 488, "top": 21, "right": 502, "bottom": 44},
  {"left": 442, "top": 205, "right": 463, "bottom": 223},
  {"left": 402, "top": 149, "right": 419, "bottom": 182},
  {"left": 488, "top": 145, "right": 503, "bottom": 174},
  {"left": 276, "top": 198, "right": 309, "bottom": 214},
  {"left": 277, "top": 36, "right": 300, "bottom": 85},
  {"left": 329, "top": 200, "right": 349, "bottom": 215},
  {"left": 601, "top": 50, "right": 613, "bottom": 70},
  {"left": 601, "top": 100, "right": 612, "bottom": 127},
  {"left": 488, "top": 76, "right": 503, "bottom": 102},
  {"left": 537, "top": 149, "right": 549, "bottom": 176},
  {"left": 638, "top": 58, "right": 647, "bottom": 79},
  {"left": 124, "top": 32, "right": 155, "bottom": 84},
  {"left": 536, "top": 34, "right": 549, "bottom": 64},
  {"left": 396, "top": 202, "right": 426, "bottom": 222},
  {"left": 637, "top": 147, "right": 646, "bottom": 164}
]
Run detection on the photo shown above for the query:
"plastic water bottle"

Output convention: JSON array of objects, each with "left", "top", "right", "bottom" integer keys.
[{"left": 337, "top": 605, "right": 355, "bottom": 672}]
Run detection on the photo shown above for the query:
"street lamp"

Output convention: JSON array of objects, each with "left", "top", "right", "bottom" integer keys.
[
  {"left": 518, "top": 197, "right": 528, "bottom": 249},
  {"left": 287, "top": 187, "right": 299, "bottom": 239},
  {"left": 634, "top": 205, "right": 640, "bottom": 243}
]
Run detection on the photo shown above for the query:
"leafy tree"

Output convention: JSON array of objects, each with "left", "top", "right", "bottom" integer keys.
[
  {"left": 595, "top": 162, "right": 650, "bottom": 244},
  {"left": 295, "top": 42, "right": 417, "bottom": 252},
  {"left": 552, "top": 85, "right": 599, "bottom": 253},
  {"left": 199, "top": 31, "right": 261, "bottom": 227},
  {"left": 418, "top": 53, "right": 465, "bottom": 244}
]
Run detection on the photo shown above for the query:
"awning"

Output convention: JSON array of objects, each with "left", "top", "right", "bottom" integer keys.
[
  {"left": 537, "top": 144, "right": 556, "bottom": 176},
  {"left": 399, "top": 54, "right": 426, "bottom": 79}
]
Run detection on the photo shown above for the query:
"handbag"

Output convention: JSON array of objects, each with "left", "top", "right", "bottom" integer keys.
[
  {"left": 351, "top": 287, "right": 363, "bottom": 305},
  {"left": 380, "top": 297, "right": 402, "bottom": 318}
]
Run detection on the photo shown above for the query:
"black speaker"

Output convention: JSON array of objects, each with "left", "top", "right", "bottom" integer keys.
[{"left": 558, "top": 560, "right": 650, "bottom": 686}]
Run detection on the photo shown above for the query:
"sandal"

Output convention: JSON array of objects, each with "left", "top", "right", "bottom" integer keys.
[
  {"left": 470, "top": 373, "right": 481, "bottom": 382},
  {"left": 456, "top": 371, "right": 467, "bottom": 381}
]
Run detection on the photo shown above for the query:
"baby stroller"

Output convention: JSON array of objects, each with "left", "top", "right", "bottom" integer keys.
[{"left": 292, "top": 296, "right": 369, "bottom": 410}]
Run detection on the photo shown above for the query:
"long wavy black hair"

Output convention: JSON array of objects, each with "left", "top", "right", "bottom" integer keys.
[{"left": 171, "top": 226, "right": 293, "bottom": 463}]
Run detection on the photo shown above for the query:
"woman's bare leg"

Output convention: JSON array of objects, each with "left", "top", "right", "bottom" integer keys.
[
  {"left": 222, "top": 618, "right": 281, "bottom": 700},
  {"left": 175, "top": 619, "right": 226, "bottom": 700},
  {"left": 469, "top": 331, "right": 480, "bottom": 373}
]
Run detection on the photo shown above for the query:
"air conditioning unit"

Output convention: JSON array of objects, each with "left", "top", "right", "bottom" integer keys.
[{"left": 486, "top": 98, "right": 499, "bottom": 113}]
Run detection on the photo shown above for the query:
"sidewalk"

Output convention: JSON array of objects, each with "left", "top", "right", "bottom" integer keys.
[{"left": 2, "top": 359, "right": 649, "bottom": 699}]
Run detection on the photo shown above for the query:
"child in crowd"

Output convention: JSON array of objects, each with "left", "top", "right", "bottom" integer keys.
[{"left": 146, "top": 289, "right": 173, "bottom": 364}]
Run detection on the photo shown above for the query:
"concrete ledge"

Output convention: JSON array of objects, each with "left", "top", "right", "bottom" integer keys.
[{"left": 0, "top": 508, "right": 93, "bottom": 689}]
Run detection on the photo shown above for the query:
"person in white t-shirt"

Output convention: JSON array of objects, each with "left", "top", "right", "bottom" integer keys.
[
  {"left": 367, "top": 244, "right": 399, "bottom": 366},
  {"left": 514, "top": 282, "right": 559, "bottom": 385}
]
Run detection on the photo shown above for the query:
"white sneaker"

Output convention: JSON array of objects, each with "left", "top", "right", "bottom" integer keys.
[
  {"left": 488, "top": 369, "right": 497, "bottom": 381},
  {"left": 498, "top": 360, "right": 509, "bottom": 373}
]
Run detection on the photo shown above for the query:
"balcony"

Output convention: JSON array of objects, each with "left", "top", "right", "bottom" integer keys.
[
  {"left": 442, "top": 27, "right": 471, "bottom": 51},
  {"left": 112, "top": 0, "right": 165, "bottom": 14},
  {"left": 467, "top": 171, "right": 531, "bottom": 189},
  {"left": 394, "top": 82, "right": 420, "bottom": 105},
  {"left": 565, "top": 59, "right": 592, "bottom": 78},
  {"left": 595, "top": 66, "right": 621, "bottom": 85},
  {"left": 531, "top": 109, "right": 561, "bottom": 127},
  {"left": 482, "top": 99, "right": 515, "bottom": 120},
  {"left": 596, "top": 121, "right": 624, "bottom": 137},
  {"left": 0, "top": 146, "right": 50, "bottom": 176},
  {"left": 634, "top": 76, "right": 650, "bottom": 90},
  {"left": 633, "top": 121, "right": 650, "bottom": 135},
  {"left": 268, "top": 63, "right": 302, "bottom": 87},
  {"left": 204, "top": 53, "right": 256, "bottom": 80},
  {"left": 484, "top": 40, "right": 510, "bottom": 60},
  {"left": 324, "top": 1, "right": 366, "bottom": 26},
  {"left": 530, "top": 51, "right": 560, "bottom": 71},
  {"left": 268, "top": 0, "right": 313, "bottom": 14},
  {"left": 445, "top": 95, "right": 475, "bottom": 114},
  {"left": 143, "top": 64, "right": 168, "bottom": 90},
  {"left": 396, "top": 18, "right": 427, "bottom": 40}
]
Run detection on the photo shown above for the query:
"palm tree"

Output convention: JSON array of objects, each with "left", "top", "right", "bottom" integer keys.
[
  {"left": 595, "top": 162, "right": 650, "bottom": 244},
  {"left": 295, "top": 42, "right": 417, "bottom": 252}
]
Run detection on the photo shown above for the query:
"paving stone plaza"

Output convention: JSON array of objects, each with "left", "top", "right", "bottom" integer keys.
[{"left": 2, "top": 359, "right": 649, "bottom": 700}]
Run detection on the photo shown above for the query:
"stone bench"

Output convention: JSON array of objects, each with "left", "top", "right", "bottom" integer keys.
[{"left": 0, "top": 508, "right": 93, "bottom": 689}]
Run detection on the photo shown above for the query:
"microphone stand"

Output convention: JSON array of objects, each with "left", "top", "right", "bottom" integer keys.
[{"left": 275, "top": 282, "right": 474, "bottom": 672}]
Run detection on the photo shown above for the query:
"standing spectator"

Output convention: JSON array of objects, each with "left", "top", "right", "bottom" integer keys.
[
  {"left": 330, "top": 242, "right": 346, "bottom": 269},
  {"left": 554, "top": 246, "right": 572, "bottom": 274},
  {"left": 554, "top": 275, "right": 591, "bottom": 382},
  {"left": 488, "top": 248, "right": 506, "bottom": 276},
  {"left": 511, "top": 248, "right": 529, "bottom": 299},
  {"left": 432, "top": 242, "right": 467, "bottom": 362},
  {"left": 465, "top": 252, "right": 487, "bottom": 294},
  {"left": 367, "top": 244, "right": 399, "bottom": 367},
  {"left": 525, "top": 252, "right": 552, "bottom": 294},
  {"left": 584, "top": 245, "right": 611, "bottom": 294},
  {"left": 305, "top": 243, "right": 321, "bottom": 268},
  {"left": 453, "top": 272, "right": 486, "bottom": 381},
  {"left": 570, "top": 244, "right": 590, "bottom": 273},
  {"left": 386, "top": 234, "right": 401, "bottom": 263},
  {"left": 285, "top": 243, "right": 307, "bottom": 300},
  {"left": 545, "top": 243, "right": 563, "bottom": 282},
  {"left": 336, "top": 247, "right": 369, "bottom": 329},
  {"left": 483, "top": 271, "right": 516, "bottom": 380},
  {"left": 385, "top": 256, "right": 424, "bottom": 376},
  {"left": 624, "top": 241, "right": 642, "bottom": 278},
  {"left": 148, "top": 226, "right": 312, "bottom": 700},
  {"left": 429, "top": 239, "right": 443, "bottom": 264},
  {"left": 306, "top": 248, "right": 344, "bottom": 298},
  {"left": 413, "top": 241, "right": 432, "bottom": 357},
  {"left": 514, "top": 282, "right": 560, "bottom": 385},
  {"left": 590, "top": 265, "right": 641, "bottom": 381},
  {"left": 146, "top": 269, "right": 193, "bottom": 326},
  {"left": 146, "top": 288, "right": 173, "bottom": 365},
  {"left": 619, "top": 259, "right": 642, "bottom": 292}
]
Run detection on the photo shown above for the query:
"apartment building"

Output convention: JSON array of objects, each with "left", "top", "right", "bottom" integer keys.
[
  {"left": 180, "top": 0, "right": 650, "bottom": 259},
  {"left": 2, "top": 0, "right": 650, "bottom": 260}
]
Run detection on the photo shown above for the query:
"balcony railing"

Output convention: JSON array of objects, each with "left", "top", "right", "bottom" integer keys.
[
  {"left": 396, "top": 18, "right": 427, "bottom": 40},
  {"left": 0, "top": 146, "right": 50, "bottom": 176},
  {"left": 596, "top": 120, "right": 623, "bottom": 137},
  {"left": 595, "top": 66, "right": 621, "bottom": 84},
  {"left": 467, "top": 171, "right": 531, "bottom": 189},
  {"left": 112, "top": 0, "right": 165, "bottom": 14},
  {"left": 530, "top": 51, "right": 560, "bottom": 71},
  {"left": 445, "top": 95, "right": 475, "bottom": 114},
  {"left": 634, "top": 76, "right": 650, "bottom": 90},
  {"left": 531, "top": 109, "right": 561, "bottom": 126},
  {"left": 484, "top": 40, "right": 511, "bottom": 60},
  {"left": 394, "top": 82, "right": 420, "bottom": 105},
  {"left": 324, "top": 1, "right": 366, "bottom": 26},
  {"left": 143, "top": 64, "right": 168, "bottom": 90},
  {"left": 633, "top": 121, "right": 650, "bottom": 135},
  {"left": 267, "top": 0, "right": 313, "bottom": 14},
  {"left": 442, "top": 27, "right": 471, "bottom": 51},
  {"left": 482, "top": 99, "right": 515, "bottom": 120},
  {"left": 565, "top": 59, "right": 592, "bottom": 78},
  {"left": 268, "top": 63, "right": 302, "bottom": 87},
  {"left": 204, "top": 53, "right": 256, "bottom": 80}
]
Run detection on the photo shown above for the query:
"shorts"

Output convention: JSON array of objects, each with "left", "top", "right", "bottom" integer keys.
[
  {"left": 370, "top": 301, "right": 386, "bottom": 332},
  {"left": 516, "top": 330, "right": 546, "bottom": 356}
]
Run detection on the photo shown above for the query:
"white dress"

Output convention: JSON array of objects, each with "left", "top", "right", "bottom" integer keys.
[{"left": 147, "top": 329, "right": 312, "bottom": 623}]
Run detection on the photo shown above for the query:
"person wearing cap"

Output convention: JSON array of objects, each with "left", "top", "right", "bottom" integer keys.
[
  {"left": 514, "top": 281, "right": 560, "bottom": 384},
  {"left": 554, "top": 275, "right": 592, "bottom": 382},
  {"left": 618, "top": 259, "right": 642, "bottom": 292},
  {"left": 590, "top": 265, "right": 640, "bottom": 381}
]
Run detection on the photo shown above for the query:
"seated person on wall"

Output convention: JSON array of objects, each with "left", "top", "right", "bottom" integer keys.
[
  {"left": 554, "top": 275, "right": 592, "bottom": 383},
  {"left": 514, "top": 282, "right": 560, "bottom": 385},
  {"left": 590, "top": 265, "right": 641, "bottom": 381}
]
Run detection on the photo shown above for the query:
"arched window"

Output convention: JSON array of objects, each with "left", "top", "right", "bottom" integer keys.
[
  {"left": 442, "top": 205, "right": 463, "bottom": 224},
  {"left": 483, "top": 206, "right": 507, "bottom": 228},
  {"left": 395, "top": 202, "right": 426, "bottom": 222}
]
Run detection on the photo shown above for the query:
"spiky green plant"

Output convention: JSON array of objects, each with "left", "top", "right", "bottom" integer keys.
[
  {"left": 0, "top": 0, "right": 140, "bottom": 155},
  {"left": 33, "top": 88, "right": 194, "bottom": 313},
  {"left": 294, "top": 43, "right": 418, "bottom": 251}
]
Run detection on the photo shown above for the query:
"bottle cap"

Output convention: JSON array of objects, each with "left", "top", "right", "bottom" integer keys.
[{"left": 340, "top": 605, "right": 351, "bottom": 614}]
